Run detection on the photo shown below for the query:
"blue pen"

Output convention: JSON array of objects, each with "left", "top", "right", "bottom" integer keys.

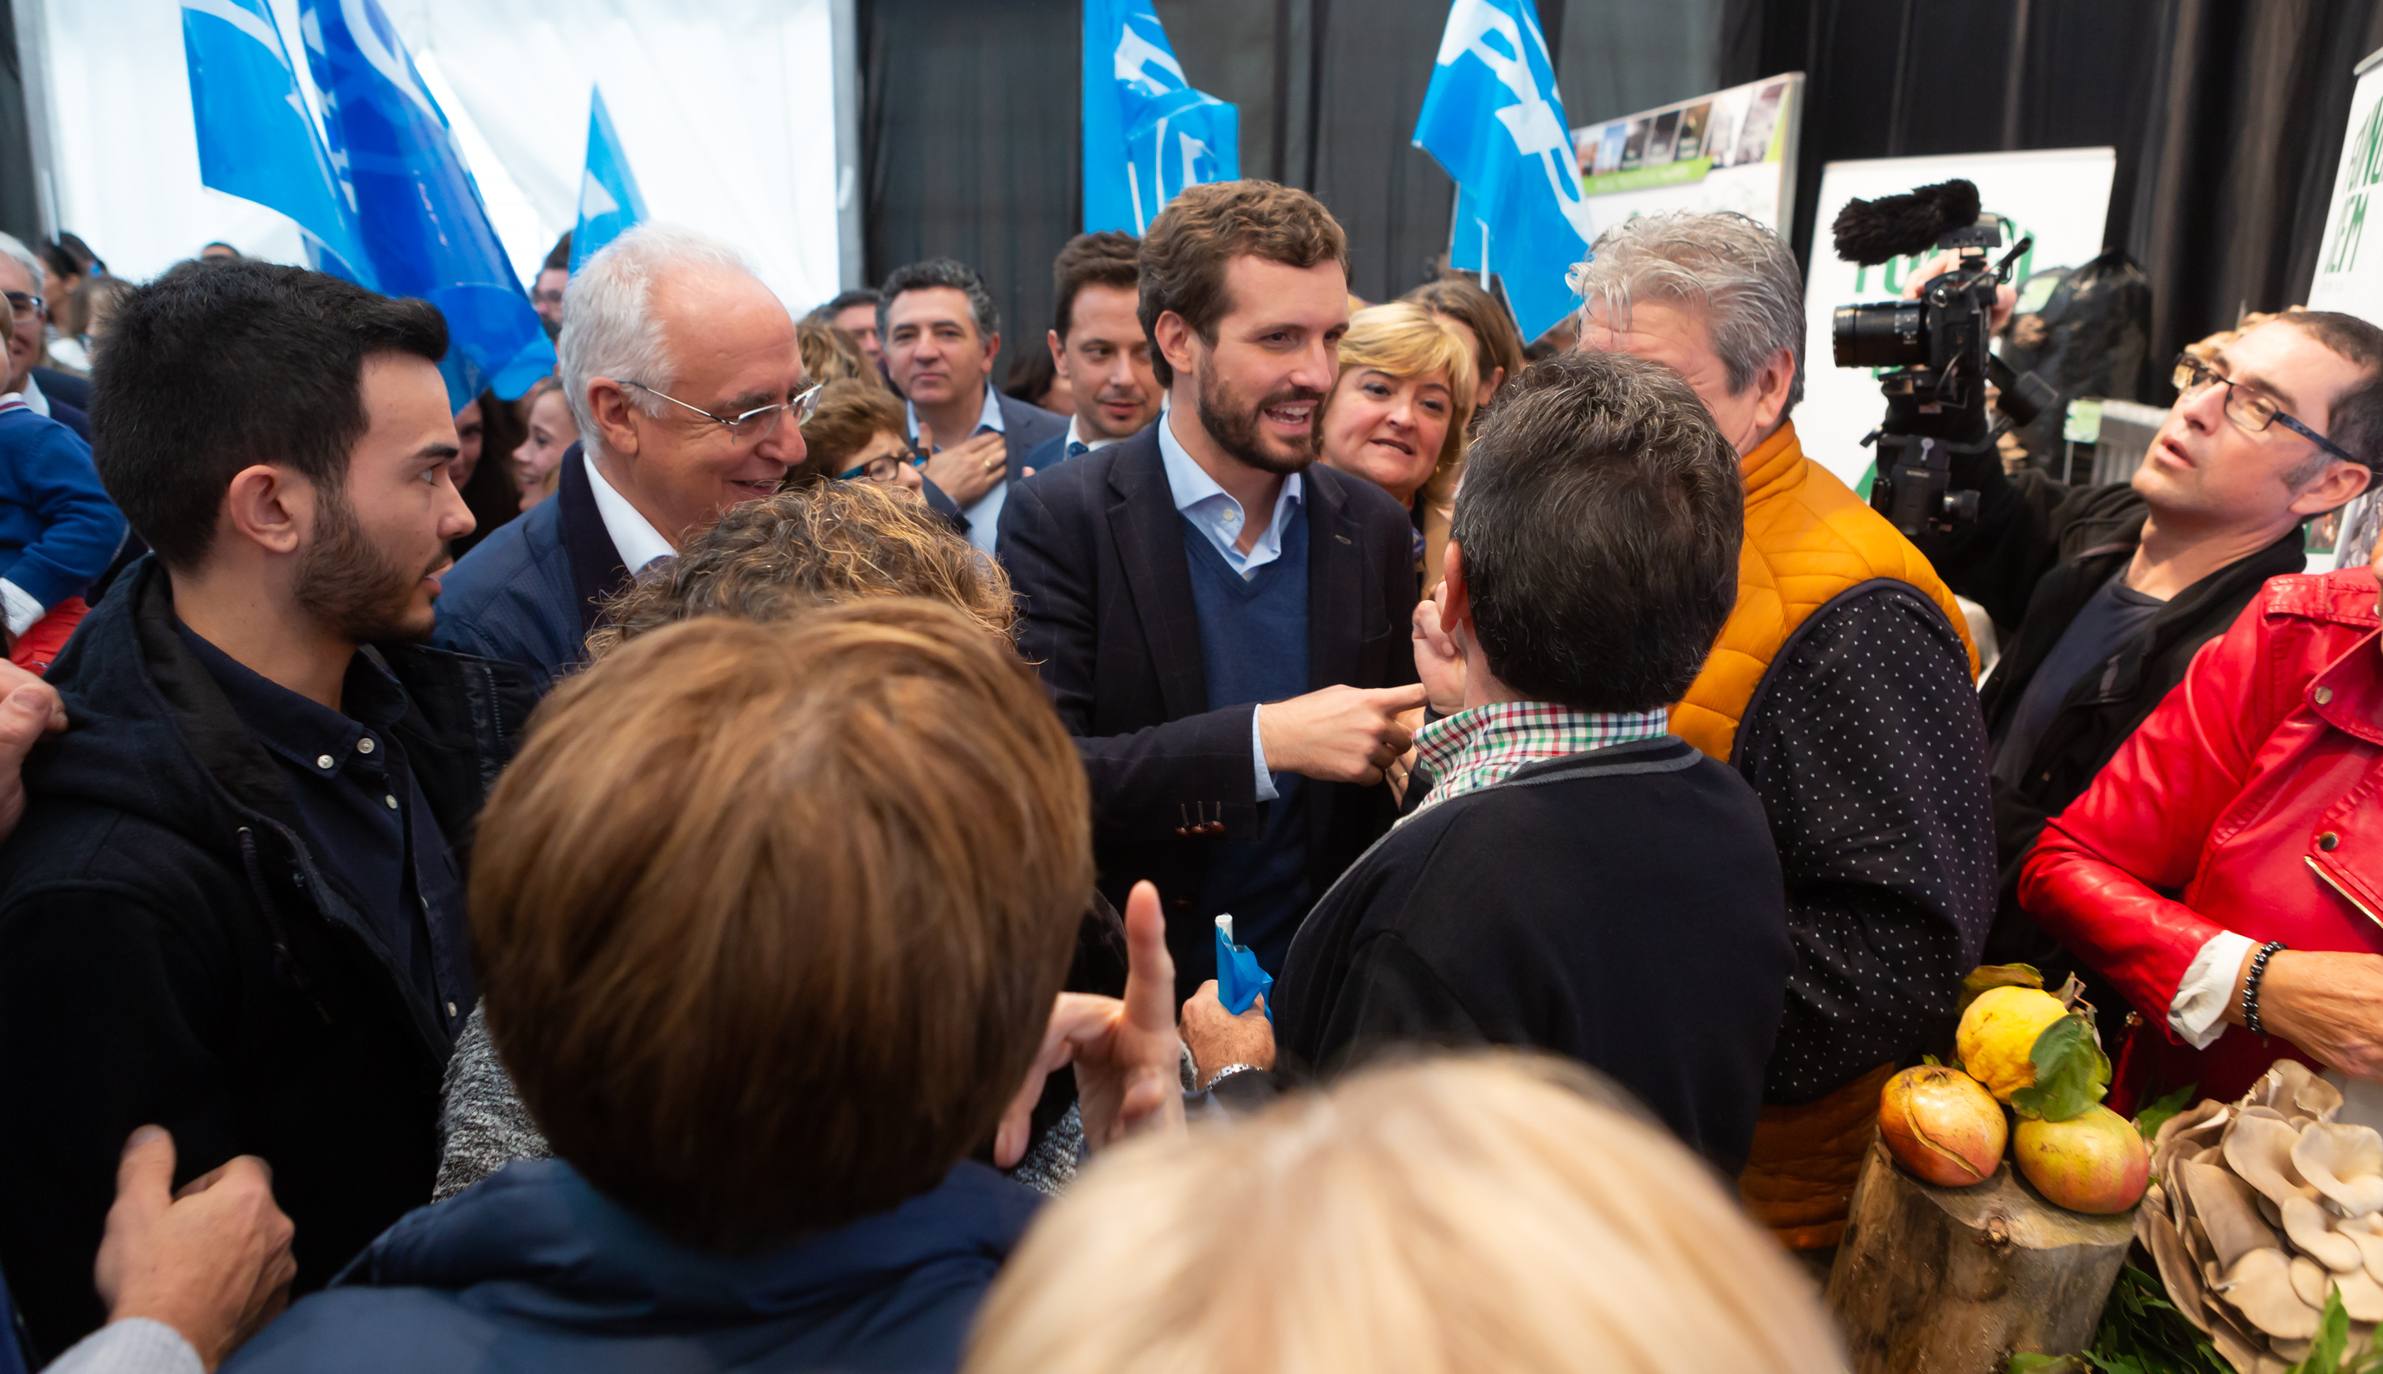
[{"left": 1213, "top": 913, "right": 1274, "bottom": 1022}]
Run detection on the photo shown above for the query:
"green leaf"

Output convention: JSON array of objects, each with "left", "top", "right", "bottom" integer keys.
[
  {"left": 2289, "top": 1287, "right": 2352, "bottom": 1372},
  {"left": 2010, "top": 1013, "right": 2113, "bottom": 1121},
  {"left": 1960, "top": 962, "right": 2046, "bottom": 1019},
  {"left": 2133, "top": 1084, "right": 2198, "bottom": 1143},
  {"left": 2080, "top": 1265, "right": 2230, "bottom": 1374},
  {"left": 2007, "top": 1355, "right": 2080, "bottom": 1373}
]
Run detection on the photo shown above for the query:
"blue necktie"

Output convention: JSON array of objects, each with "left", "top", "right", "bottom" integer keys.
[{"left": 1065, "top": 440, "right": 1089, "bottom": 460}]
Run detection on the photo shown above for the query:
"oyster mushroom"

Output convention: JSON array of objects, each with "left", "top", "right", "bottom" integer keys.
[
  {"left": 2249, "top": 1060, "right": 2345, "bottom": 1124},
  {"left": 2282, "top": 1193, "right": 2364, "bottom": 1273},
  {"left": 2295, "top": 1121, "right": 2383, "bottom": 1218},
  {"left": 2179, "top": 1160, "right": 2281, "bottom": 1270},
  {"left": 2142, "top": 1192, "right": 2213, "bottom": 1335},
  {"left": 2292, "top": 1255, "right": 2330, "bottom": 1308},
  {"left": 2215, "top": 1248, "right": 2323, "bottom": 1341},
  {"left": 2338, "top": 1268, "right": 2383, "bottom": 1322},
  {"left": 2341, "top": 1212, "right": 2383, "bottom": 1284},
  {"left": 2226, "top": 1114, "right": 2320, "bottom": 1209}
]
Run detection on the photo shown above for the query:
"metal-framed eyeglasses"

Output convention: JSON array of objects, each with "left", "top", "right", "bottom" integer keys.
[
  {"left": 3, "top": 291, "right": 43, "bottom": 320},
  {"left": 621, "top": 380, "right": 822, "bottom": 438},
  {"left": 2171, "top": 352, "right": 2363, "bottom": 469}
]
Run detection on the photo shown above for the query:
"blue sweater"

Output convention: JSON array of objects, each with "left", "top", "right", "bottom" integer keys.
[
  {"left": 226, "top": 1158, "right": 1038, "bottom": 1374},
  {"left": 1184, "top": 506, "right": 1312, "bottom": 971},
  {"left": 0, "top": 407, "right": 123, "bottom": 622}
]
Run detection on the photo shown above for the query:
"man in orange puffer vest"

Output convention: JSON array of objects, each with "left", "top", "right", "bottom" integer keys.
[{"left": 1574, "top": 212, "right": 1996, "bottom": 1248}]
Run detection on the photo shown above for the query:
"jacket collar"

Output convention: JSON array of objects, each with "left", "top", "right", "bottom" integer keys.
[
  {"left": 554, "top": 442, "right": 635, "bottom": 638},
  {"left": 348, "top": 1158, "right": 1037, "bottom": 1322},
  {"left": 1739, "top": 421, "right": 1807, "bottom": 508}
]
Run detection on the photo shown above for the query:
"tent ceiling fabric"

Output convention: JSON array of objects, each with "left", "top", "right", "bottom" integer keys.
[{"left": 21, "top": 0, "right": 842, "bottom": 313}]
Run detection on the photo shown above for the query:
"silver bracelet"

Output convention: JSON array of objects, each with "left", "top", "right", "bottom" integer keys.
[{"left": 1199, "top": 1062, "right": 1263, "bottom": 1093}]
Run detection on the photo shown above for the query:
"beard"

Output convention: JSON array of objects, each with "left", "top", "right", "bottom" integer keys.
[
  {"left": 1195, "top": 365, "right": 1322, "bottom": 477},
  {"left": 294, "top": 488, "right": 439, "bottom": 644}
]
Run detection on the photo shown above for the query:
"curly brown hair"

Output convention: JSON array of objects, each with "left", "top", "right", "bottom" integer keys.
[
  {"left": 794, "top": 377, "right": 908, "bottom": 484},
  {"left": 797, "top": 318, "right": 877, "bottom": 388},
  {"left": 585, "top": 481, "right": 1014, "bottom": 661}
]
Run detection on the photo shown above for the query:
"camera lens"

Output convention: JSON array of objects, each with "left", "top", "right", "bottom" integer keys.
[{"left": 1832, "top": 301, "right": 1928, "bottom": 370}]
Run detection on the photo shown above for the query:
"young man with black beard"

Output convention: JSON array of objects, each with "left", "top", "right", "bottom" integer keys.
[
  {"left": 0, "top": 262, "right": 539, "bottom": 1358},
  {"left": 1000, "top": 179, "right": 1424, "bottom": 989}
]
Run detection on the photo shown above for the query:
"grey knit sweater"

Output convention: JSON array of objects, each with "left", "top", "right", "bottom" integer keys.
[{"left": 435, "top": 1003, "right": 1085, "bottom": 1200}]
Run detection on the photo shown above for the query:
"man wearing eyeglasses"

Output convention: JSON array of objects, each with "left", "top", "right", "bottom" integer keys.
[
  {"left": 436, "top": 224, "right": 808, "bottom": 693},
  {"left": 0, "top": 232, "right": 91, "bottom": 441},
  {"left": 1915, "top": 306, "right": 2383, "bottom": 983}
]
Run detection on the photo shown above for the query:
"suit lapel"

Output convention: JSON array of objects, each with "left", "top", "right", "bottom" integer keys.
[
  {"left": 556, "top": 443, "right": 634, "bottom": 637},
  {"left": 1304, "top": 468, "right": 1365, "bottom": 691},
  {"left": 1106, "top": 433, "right": 1208, "bottom": 719}
]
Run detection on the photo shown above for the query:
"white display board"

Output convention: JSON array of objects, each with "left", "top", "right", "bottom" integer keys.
[
  {"left": 1569, "top": 72, "right": 1804, "bottom": 242},
  {"left": 2302, "top": 47, "right": 2383, "bottom": 572},
  {"left": 1798, "top": 147, "right": 2118, "bottom": 489}
]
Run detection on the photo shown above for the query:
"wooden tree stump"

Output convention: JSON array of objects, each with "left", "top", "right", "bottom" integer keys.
[{"left": 1825, "top": 1138, "right": 2135, "bottom": 1372}]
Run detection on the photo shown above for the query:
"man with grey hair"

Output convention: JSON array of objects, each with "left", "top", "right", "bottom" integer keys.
[
  {"left": 435, "top": 224, "right": 809, "bottom": 691},
  {"left": 1181, "top": 349, "right": 1793, "bottom": 1175},
  {"left": 0, "top": 231, "right": 91, "bottom": 440},
  {"left": 1568, "top": 210, "right": 1995, "bottom": 1247},
  {"left": 879, "top": 257, "right": 1065, "bottom": 551}
]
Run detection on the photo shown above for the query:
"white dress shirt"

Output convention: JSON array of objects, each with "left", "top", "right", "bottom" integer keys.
[
  {"left": 581, "top": 451, "right": 674, "bottom": 575},
  {"left": 906, "top": 384, "right": 1009, "bottom": 553}
]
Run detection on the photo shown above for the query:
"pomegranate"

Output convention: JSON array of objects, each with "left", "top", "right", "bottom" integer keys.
[
  {"left": 2012, "top": 1104, "right": 2151, "bottom": 1214},
  {"left": 1879, "top": 1065, "right": 2007, "bottom": 1187}
]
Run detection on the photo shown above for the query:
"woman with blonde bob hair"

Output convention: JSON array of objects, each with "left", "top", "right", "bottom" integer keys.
[
  {"left": 966, "top": 1051, "right": 1846, "bottom": 1374},
  {"left": 1316, "top": 302, "right": 1478, "bottom": 587}
]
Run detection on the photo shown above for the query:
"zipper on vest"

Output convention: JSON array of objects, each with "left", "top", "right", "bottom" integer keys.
[{"left": 2307, "top": 854, "right": 2383, "bottom": 932}]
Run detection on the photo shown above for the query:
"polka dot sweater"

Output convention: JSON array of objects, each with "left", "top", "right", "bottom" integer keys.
[{"left": 1734, "top": 582, "right": 1997, "bottom": 1104}]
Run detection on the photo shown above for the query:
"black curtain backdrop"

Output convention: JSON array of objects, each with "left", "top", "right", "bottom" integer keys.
[
  {"left": 1721, "top": 0, "right": 2383, "bottom": 398},
  {"left": 0, "top": 0, "right": 43, "bottom": 245},
  {"left": 858, "top": 0, "right": 1722, "bottom": 345}
]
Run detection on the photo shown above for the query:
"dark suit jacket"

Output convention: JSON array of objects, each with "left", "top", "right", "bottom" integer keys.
[
  {"left": 920, "top": 389, "right": 1068, "bottom": 522},
  {"left": 431, "top": 444, "right": 629, "bottom": 695},
  {"left": 30, "top": 368, "right": 90, "bottom": 415},
  {"left": 998, "top": 425, "right": 1419, "bottom": 989}
]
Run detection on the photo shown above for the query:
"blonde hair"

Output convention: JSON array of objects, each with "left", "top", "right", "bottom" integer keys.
[
  {"left": 1334, "top": 301, "right": 1479, "bottom": 497},
  {"left": 966, "top": 1052, "right": 1846, "bottom": 1374}
]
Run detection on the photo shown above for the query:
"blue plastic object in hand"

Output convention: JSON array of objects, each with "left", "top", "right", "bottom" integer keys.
[{"left": 1214, "top": 914, "right": 1274, "bottom": 1022}]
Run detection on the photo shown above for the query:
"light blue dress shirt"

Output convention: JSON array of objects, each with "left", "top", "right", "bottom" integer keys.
[
  {"left": 1156, "top": 407, "right": 1304, "bottom": 802},
  {"left": 906, "top": 384, "right": 1008, "bottom": 553}
]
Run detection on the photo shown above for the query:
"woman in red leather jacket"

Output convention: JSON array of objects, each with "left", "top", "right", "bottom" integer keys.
[{"left": 2022, "top": 565, "right": 2383, "bottom": 1110}]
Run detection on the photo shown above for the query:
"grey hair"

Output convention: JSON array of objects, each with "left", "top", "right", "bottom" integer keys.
[
  {"left": 877, "top": 258, "right": 1000, "bottom": 343},
  {"left": 1568, "top": 211, "right": 1806, "bottom": 416},
  {"left": 558, "top": 223, "right": 757, "bottom": 451},
  {"left": 0, "top": 232, "right": 44, "bottom": 302},
  {"left": 1451, "top": 350, "right": 1743, "bottom": 711}
]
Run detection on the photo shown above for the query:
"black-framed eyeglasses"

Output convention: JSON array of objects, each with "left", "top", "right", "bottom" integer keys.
[
  {"left": 621, "top": 379, "right": 821, "bottom": 438},
  {"left": 2171, "top": 352, "right": 2364, "bottom": 469},
  {"left": 2, "top": 291, "right": 43, "bottom": 319}
]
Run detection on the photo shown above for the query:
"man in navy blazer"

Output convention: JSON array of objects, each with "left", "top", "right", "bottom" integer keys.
[
  {"left": 1018, "top": 231, "right": 1165, "bottom": 476},
  {"left": 1000, "top": 181, "right": 1424, "bottom": 990},
  {"left": 0, "top": 234, "right": 89, "bottom": 442},
  {"left": 879, "top": 258, "right": 1065, "bottom": 551},
  {"left": 437, "top": 225, "right": 806, "bottom": 692}
]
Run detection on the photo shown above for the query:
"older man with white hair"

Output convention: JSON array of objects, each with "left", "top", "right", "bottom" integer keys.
[
  {"left": 436, "top": 225, "right": 809, "bottom": 690},
  {"left": 0, "top": 231, "right": 91, "bottom": 440}
]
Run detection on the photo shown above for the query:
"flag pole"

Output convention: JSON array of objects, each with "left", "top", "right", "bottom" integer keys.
[{"left": 1479, "top": 218, "right": 1489, "bottom": 292}]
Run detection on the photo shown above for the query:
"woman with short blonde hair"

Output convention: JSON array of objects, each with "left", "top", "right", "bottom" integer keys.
[
  {"left": 1317, "top": 302, "right": 1477, "bottom": 586},
  {"left": 966, "top": 1052, "right": 1846, "bottom": 1374}
]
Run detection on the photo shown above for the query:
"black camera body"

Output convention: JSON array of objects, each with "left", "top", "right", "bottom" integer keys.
[{"left": 1828, "top": 182, "right": 2055, "bottom": 537}]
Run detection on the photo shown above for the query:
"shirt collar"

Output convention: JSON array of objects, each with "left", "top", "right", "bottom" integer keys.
[
  {"left": 1412, "top": 701, "right": 1672, "bottom": 810},
  {"left": 582, "top": 450, "right": 675, "bottom": 575},
  {"left": 1065, "top": 416, "right": 1125, "bottom": 452},
  {"left": 905, "top": 383, "right": 1005, "bottom": 444},
  {"left": 16, "top": 375, "right": 47, "bottom": 416},
  {"left": 1155, "top": 406, "right": 1303, "bottom": 529},
  {"left": 173, "top": 620, "right": 411, "bottom": 779}
]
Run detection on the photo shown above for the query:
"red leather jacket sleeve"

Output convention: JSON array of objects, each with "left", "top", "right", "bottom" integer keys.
[{"left": 2019, "top": 593, "right": 2282, "bottom": 1037}]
